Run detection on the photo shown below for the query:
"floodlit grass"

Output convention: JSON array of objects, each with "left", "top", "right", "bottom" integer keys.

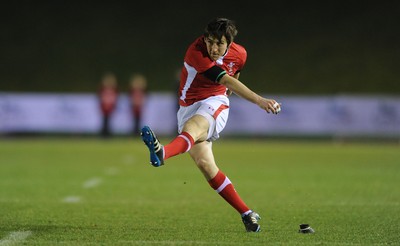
[{"left": 0, "top": 138, "right": 399, "bottom": 245}]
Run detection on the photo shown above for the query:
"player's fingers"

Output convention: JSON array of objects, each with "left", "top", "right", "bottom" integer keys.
[
  {"left": 261, "top": 99, "right": 280, "bottom": 114},
  {"left": 263, "top": 104, "right": 271, "bottom": 113},
  {"left": 266, "top": 103, "right": 275, "bottom": 114}
]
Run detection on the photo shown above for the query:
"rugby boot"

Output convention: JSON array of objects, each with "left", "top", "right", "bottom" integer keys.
[
  {"left": 242, "top": 211, "right": 261, "bottom": 232},
  {"left": 140, "top": 126, "right": 164, "bottom": 167}
]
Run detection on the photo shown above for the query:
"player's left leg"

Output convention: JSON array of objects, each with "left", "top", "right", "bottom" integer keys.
[
  {"left": 189, "top": 141, "right": 261, "bottom": 232},
  {"left": 141, "top": 113, "right": 209, "bottom": 167},
  {"left": 141, "top": 95, "right": 230, "bottom": 167}
]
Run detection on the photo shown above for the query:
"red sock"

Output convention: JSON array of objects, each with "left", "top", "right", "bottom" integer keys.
[
  {"left": 208, "top": 170, "right": 250, "bottom": 214},
  {"left": 164, "top": 132, "right": 195, "bottom": 160}
]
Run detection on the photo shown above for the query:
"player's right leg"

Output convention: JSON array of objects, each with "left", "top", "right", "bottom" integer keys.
[{"left": 189, "top": 141, "right": 261, "bottom": 232}]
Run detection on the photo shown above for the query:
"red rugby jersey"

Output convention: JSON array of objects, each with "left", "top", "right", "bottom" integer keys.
[{"left": 178, "top": 36, "right": 247, "bottom": 106}]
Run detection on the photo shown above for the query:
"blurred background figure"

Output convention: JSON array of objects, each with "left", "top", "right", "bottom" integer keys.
[
  {"left": 98, "top": 72, "right": 118, "bottom": 138},
  {"left": 129, "top": 73, "right": 147, "bottom": 135}
]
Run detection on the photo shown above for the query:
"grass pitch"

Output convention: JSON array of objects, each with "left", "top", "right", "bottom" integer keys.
[{"left": 0, "top": 138, "right": 399, "bottom": 245}]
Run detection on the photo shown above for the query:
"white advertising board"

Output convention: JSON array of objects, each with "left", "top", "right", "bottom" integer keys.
[{"left": 0, "top": 93, "right": 399, "bottom": 137}]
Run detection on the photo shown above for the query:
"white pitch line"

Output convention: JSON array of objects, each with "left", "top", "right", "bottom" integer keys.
[
  {"left": 0, "top": 231, "right": 32, "bottom": 246},
  {"left": 82, "top": 177, "right": 102, "bottom": 189},
  {"left": 129, "top": 241, "right": 247, "bottom": 245},
  {"left": 62, "top": 196, "right": 81, "bottom": 203},
  {"left": 104, "top": 167, "right": 119, "bottom": 176}
]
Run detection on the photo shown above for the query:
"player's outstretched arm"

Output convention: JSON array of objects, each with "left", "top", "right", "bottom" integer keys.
[{"left": 219, "top": 74, "right": 281, "bottom": 114}]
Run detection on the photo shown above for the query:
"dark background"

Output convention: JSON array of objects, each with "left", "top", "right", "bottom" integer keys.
[{"left": 1, "top": 1, "right": 399, "bottom": 94}]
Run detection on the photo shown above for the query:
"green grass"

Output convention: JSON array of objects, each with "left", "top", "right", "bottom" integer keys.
[{"left": 0, "top": 138, "right": 399, "bottom": 245}]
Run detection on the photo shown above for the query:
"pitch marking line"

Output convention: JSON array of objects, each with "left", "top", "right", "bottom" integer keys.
[
  {"left": 104, "top": 167, "right": 119, "bottom": 176},
  {"left": 130, "top": 241, "right": 247, "bottom": 245},
  {"left": 82, "top": 177, "right": 102, "bottom": 189},
  {"left": 0, "top": 231, "right": 32, "bottom": 246},
  {"left": 62, "top": 196, "right": 81, "bottom": 203}
]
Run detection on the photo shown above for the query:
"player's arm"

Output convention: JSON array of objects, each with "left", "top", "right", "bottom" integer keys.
[
  {"left": 203, "top": 66, "right": 280, "bottom": 114},
  {"left": 220, "top": 74, "right": 280, "bottom": 114},
  {"left": 226, "top": 72, "right": 240, "bottom": 96}
]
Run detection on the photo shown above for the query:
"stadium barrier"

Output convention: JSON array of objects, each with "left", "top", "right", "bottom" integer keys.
[{"left": 0, "top": 92, "right": 399, "bottom": 138}]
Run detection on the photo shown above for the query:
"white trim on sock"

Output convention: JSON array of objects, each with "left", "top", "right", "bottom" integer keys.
[
  {"left": 216, "top": 177, "right": 231, "bottom": 193},
  {"left": 178, "top": 134, "right": 192, "bottom": 152},
  {"left": 241, "top": 210, "right": 253, "bottom": 217}
]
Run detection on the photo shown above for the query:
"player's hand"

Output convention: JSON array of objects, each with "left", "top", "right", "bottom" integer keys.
[{"left": 257, "top": 97, "right": 281, "bottom": 114}]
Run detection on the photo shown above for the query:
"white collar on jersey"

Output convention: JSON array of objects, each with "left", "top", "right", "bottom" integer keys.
[{"left": 216, "top": 48, "right": 229, "bottom": 65}]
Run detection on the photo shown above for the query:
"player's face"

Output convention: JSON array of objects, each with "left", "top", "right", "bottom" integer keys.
[{"left": 204, "top": 36, "right": 229, "bottom": 61}]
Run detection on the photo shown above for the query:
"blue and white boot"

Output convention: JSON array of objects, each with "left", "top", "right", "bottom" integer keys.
[{"left": 140, "top": 126, "right": 164, "bottom": 167}]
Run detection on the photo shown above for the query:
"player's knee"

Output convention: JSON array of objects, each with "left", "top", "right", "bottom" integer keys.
[
  {"left": 194, "top": 158, "right": 218, "bottom": 179},
  {"left": 192, "top": 155, "right": 209, "bottom": 167}
]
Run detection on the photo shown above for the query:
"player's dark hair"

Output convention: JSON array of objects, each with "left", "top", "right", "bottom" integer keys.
[{"left": 204, "top": 18, "right": 238, "bottom": 44}]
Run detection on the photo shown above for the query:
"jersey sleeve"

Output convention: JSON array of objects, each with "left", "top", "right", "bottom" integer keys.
[{"left": 236, "top": 44, "right": 247, "bottom": 72}]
